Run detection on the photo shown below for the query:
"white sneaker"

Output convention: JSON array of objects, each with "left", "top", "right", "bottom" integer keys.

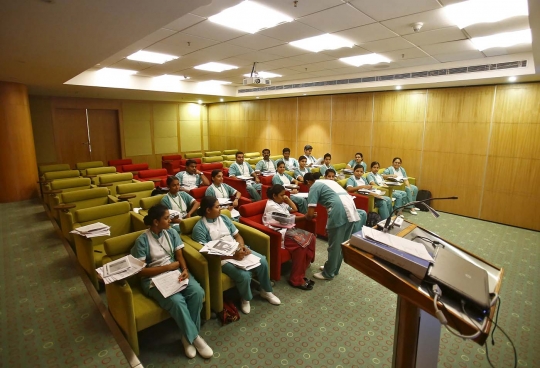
[
  {"left": 260, "top": 290, "right": 281, "bottom": 305},
  {"left": 193, "top": 335, "right": 213, "bottom": 359},
  {"left": 409, "top": 209, "right": 418, "bottom": 215},
  {"left": 181, "top": 335, "right": 196, "bottom": 359},
  {"left": 240, "top": 299, "right": 251, "bottom": 314},
  {"left": 319, "top": 265, "right": 325, "bottom": 271},
  {"left": 413, "top": 207, "right": 421, "bottom": 211},
  {"left": 313, "top": 272, "right": 332, "bottom": 280}
]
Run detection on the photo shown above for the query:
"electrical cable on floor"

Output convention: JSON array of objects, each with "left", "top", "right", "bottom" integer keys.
[{"left": 484, "top": 297, "right": 517, "bottom": 368}]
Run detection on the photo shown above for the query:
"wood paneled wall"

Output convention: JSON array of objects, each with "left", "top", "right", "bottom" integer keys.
[{"left": 207, "top": 83, "right": 540, "bottom": 231}]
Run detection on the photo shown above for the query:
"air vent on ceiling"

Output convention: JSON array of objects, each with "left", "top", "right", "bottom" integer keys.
[{"left": 237, "top": 60, "right": 527, "bottom": 94}]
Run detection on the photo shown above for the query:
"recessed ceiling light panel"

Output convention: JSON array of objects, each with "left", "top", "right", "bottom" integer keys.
[
  {"left": 243, "top": 72, "right": 282, "bottom": 78},
  {"left": 154, "top": 74, "right": 190, "bottom": 81},
  {"left": 127, "top": 50, "right": 178, "bottom": 64},
  {"left": 97, "top": 67, "right": 137, "bottom": 76},
  {"left": 208, "top": 1, "right": 293, "bottom": 34},
  {"left": 339, "top": 53, "right": 391, "bottom": 67},
  {"left": 290, "top": 34, "right": 354, "bottom": 53},
  {"left": 471, "top": 29, "right": 531, "bottom": 50},
  {"left": 194, "top": 62, "right": 239, "bottom": 72},
  {"left": 443, "top": 0, "right": 529, "bottom": 29}
]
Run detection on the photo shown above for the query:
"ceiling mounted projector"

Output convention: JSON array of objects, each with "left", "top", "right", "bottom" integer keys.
[{"left": 243, "top": 77, "right": 271, "bottom": 86}]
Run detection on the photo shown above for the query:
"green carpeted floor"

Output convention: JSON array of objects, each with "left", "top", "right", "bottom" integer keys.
[{"left": 1, "top": 199, "right": 538, "bottom": 367}]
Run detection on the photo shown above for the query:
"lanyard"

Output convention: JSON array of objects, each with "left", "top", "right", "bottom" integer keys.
[
  {"left": 169, "top": 193, "right": 185, "bottom": 213},
  {"left": 153, "top": 230, "right": 175, "bottom": 259},
  {"left": 239, "top": 163, "right": 246, "bottom": 174},
  {"left": 215, "top": 184, "right": 226, "bottom": 197}
]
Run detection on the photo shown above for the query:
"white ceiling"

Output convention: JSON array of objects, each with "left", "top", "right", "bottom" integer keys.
[{"left": 1, "top": 0, "right": 539, "bottom": 103}]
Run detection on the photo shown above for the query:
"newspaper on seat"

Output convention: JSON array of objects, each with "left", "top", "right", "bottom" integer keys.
[
  {"left": 71, "top": 222, "right": 111, "bottom": 238},
  {"left": 96, "top": 255, "right": 145, "bottom": 284},
  {"left": 199, "top": 239, "right": 239, "bottom": 256}
]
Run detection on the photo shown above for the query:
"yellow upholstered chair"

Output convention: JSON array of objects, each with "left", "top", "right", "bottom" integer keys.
[
  {"left": 202, "top": 156, "right": 223, "bottom": 163},
  {"left": 43, "top": 177, "right": 93, "bottom": 212},
  {"left": 76, "top": 161, "right": 103, "bottom": 176},
  {"left": 244, "top": 152, "right": 260, "bottom": 158},
  {"left": 102, "top": 230, "right": 210, "bottom": 355},
  {"left": 84, "top": 166, "right": 117, "bottom": 184},
  {"left": 38, "top": 163, "right": 71, "bottom": 177},
  {"left": 184, "top": 152, "right": 203, "bottom": 159},
  {"left": 72, "top": 201, "right": 146, "bottom": 289},
  {"left": 333, "top": 163, "right": 346, "bottom": 171},
  {"left": 222, "top": 149, "right": 238, "bottom": 155},
  {"left": 337, "top": 178, "right": 378, "bottom": 214},
  {"left": 204, "top": 150, "right": 222, "bottom": 157},
  {"left": 109, "top": 181, "right": 155, "bottom": 209},
  {"left": 134, "top": 195, "right": 164, "bottom": 219},
  {"left": 180, "top": 211, "right": 270, "bottom": 313},
  {"left": 39, "top": 169, "right": 81, "bottom": 199},
  {"left": 223, "top": 160, "right": 235, "bottom": 168},
  {"left": 269, "top": 155, "right": 283, "bottom": 161},
  {"left": 96, "top": 172, "right": 139, "bottom": 196}
]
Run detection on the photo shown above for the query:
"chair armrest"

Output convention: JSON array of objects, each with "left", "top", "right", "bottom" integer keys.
[
  {"left": 235, "top": 222, "right": 271, "bottom": 262},
  {"left": 108, "top": 195, "right": 119, "bottom": 203},
  {"left": 118, "top": 194, "right": 136, "bottom": 201},
  {"left": 43, "top": 189, "right": 62, "bottom": 195},
  {"left": 99, "top": 183, "right": 113, "bottom": 187},
  {"left": 84, "top": 175, "right": 97, "bottom": 178},
  {"left": 54, "top": 203, "right": 76, "bottom": 212},
  {"left": 130, "top": 212, "right": 146, "bottom": 232},
  {"left": 182, "top": 245, "right": 211, "bottom": 320},
  {"left": 129, "top": 171, "right": 139, "bottom": 176}
]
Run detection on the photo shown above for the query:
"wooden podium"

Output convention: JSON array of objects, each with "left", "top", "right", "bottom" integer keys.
[{"left": 342, "top": 220, "right": 504, "bottom": 368}]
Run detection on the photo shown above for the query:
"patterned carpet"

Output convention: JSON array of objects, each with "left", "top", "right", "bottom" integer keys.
[{"left": 1, "top": 199, "right": 538, "bottom": 367}]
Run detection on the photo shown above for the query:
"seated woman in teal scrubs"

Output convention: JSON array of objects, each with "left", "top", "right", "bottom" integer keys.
[
  {"left": 366, "top": 161, "right": 407, "bottom": 213},
  {"left": 131, "top": 204, "right": 213, "bottom": 359},
  {"left": 191, "top": 196, "right": 281, "bottom": 315},
  {"left": 346, "top": 152, "right": 367, "bottom": 172},
  {"left": 382, "top": 157, "right": 419, "bottom": 215},
  {"left": 272, "top": 161, "right": 307, "bottom": 213},
  {"left": 293, "top": 156, "right": 311, "bottom": 182},
  {"left": 205, "top": 169, "right": 241, "bottom": 220},
  {"left": 346, "top": 165, "right": 393, "bottom": 220},
  {"left": 319, "top": 153, "right": 335, "bottom": 177},
  {"left": 161, "top": 176, "right": 200, "bottom": 233}
]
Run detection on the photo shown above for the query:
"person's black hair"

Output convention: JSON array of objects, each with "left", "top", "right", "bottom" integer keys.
[
  {"left": 186, "top": 159, "right": 197, "bottom": 167},
  {"left": 267, "top": 184, "right": 285, "bottom": 200},
  {"left": 299, "top": 155, "right": 307, "bottom": 161},
  {"left": 166, "top": 176, "right": 179, "bottom": 186},
  {"left": 355, "top": 152, "right": 363, "bottom": 158},
  {"left": 324, "top": 169, "right": 336, "bottom": 177},
  {"left": 262, "top": 148, "right": 270, "bottom": 154},
  {"left": 282, "top": 147, "right": 290, "bottom": 154},
  {"left": 211, "top": 169, "right": 222, "bottom": 179},
  {"left": 392, "top": 157, "right": 402, "bottom": 163},
  {"left": 370, "top": 161, "right": 380, "bottom": 168},
  {"left": 304, "top": 172, "right": 320, "bottom": 183},
  {"left": 236, "top": 151, "right": 244, "bottom": 158},
  {"left": 197, "top": 196, "right": 218, "bottom": 216},
  {"left": 354, "top": 164, "right": 364, "bottom": 172},
  {"left": 324, "top": 153, "right": 331, "bottom": 160},
  {"left": 276, "top": 161, "right": 285, "bottom": 168},
  {"left": 304, "top": 145, "right": 313, "bottom": 150},
  {"left": 143, "top": 204, "right": 169, "bottom": 226}
]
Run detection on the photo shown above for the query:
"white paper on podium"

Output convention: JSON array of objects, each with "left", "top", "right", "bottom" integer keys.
[{"left": 362, "top": 226, "right": 433, "bottom": 262}]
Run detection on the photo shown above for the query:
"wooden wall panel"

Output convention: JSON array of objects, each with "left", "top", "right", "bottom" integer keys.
[{"left": 29, "top": 97, "right": 57, "bottom": 164}]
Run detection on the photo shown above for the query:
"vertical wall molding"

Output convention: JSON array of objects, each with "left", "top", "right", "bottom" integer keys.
[
  {"left": 370, "top": 93, "right": 375, "bottom": 161},
  {"left": 418, "top": 90, "right": 429, "bottom": 187},
  {"left": 478, "top": 85, "right": 497, "bottom": 218}
]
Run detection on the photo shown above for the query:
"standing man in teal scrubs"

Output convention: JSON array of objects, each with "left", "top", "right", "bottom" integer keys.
[{"left": 304, "top": 173, "right": 367, "bottom": 280}]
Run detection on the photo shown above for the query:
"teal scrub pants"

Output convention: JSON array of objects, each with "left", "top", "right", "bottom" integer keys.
[
  {"left": 143, "top": 272, "right": 204, "bottom": 344},
  {"left": 322, "top": 209, "right": 366, "bottom": 279},
  {"left": 404, "top": 185, "right": 418, "bottom": 208},
  {"left": 391, "top": 190, "right": 408, "bottom": 208},
  {"left": 221, "top": 250, "right": 272, "bottom": 301},
  {"left": 375, "top": 196, "right": 393, "bottom": 220},
  {"left": 247, "top": 183, "right": 262, "bottom": 201}
]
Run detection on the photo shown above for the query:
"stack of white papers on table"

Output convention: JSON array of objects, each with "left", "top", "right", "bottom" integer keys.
[
  {"left": 358, "top": 189, "right": 384, "bottom": 196},
  {"left": 151, "top": 270, "right": 189, "bottom": 298},
  {"left": 384, "top": 181, "right": 402, "bottom": 186},
  {"left": 361, "top": 226, "right": 433, "bottom": 262},
  {"left": 169, "top": 209, "right": 181, "bottom": 219},
  {"left": 71, "top": 222, "right": 110, "bottom": 238},
  {"left": 95, "top": 255, "right": 145, "bottom": 284},
  {"left": 230, "top": 209, "right": 240, "bottom": 218},
  {"left": 226, "top": 253, "right": 261, "bottom": 270},
  {"left": 291, "top": 192, "right": 309, "bottom": 198},
  {"left": 260, "top": 171, "right": 274, "bottom": 176},
  {"left": 199, "top": 239, "right": 239, "bottom": 256},
  {"left": 217, "top": 198, "right": 232, "bottom": 206},
  {"left": 284, "top": 184, "right": 299, "bottom": 190},
  {"left": 237, "top": 175, "right": 252, "bottom": 181}
]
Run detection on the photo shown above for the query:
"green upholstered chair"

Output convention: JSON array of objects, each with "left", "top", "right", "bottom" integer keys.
[
  {"left": 184, "top": 152, "right": 203, "bottom": 159},
  {"left": 39, "top": 169, "right": 81, "bottom": 198},
  {"left": 54, "top": 187, "right": 111, "bottom": 247},
  {"left": 136, "top": 195, "right": 164, "bottom": 219},
  {"left": 337, "top": 178, "right": 378, "bottom": 214},
  {"left": 180, "top": 211, "right": 270, "bottom": 314},
  {"left": 247, "top": 157, "right": 262, "bottom": 165},
  {"left": 96, "top": 172, "right": 139, "bottom": 196},
  {"left": 222, "top": 149, "right": 238, "bottom": 155},
  {"left": 43, "top": 177, "right": 93, "bottom": 211},
  {"left": 269, "top": 155, "right": 283, "bottom": 161},
  {"left": 244, "top": 152, "right": 260, "bottom": 158},
  {"left": 202, "top": 156, "right": 223, "bottom": 163},
  {"left": 38, "top": 163, "right": 71, "bottom": 176},
  {"left": 223, "top": 160, "right": 235, "bottom": 168},
  {"left": 334, "top": 163, "right": 346, "bottom": 171},
  {"left": 84, "top": 166, "right": 117, "bottom": 184},
  {"left": 204, "top": 150, "right": 222, "bottom": 157},
  {"left": 109, "top": 181, "right": 155, "bottom": 209},
  {"left": 102, "top": 230, "right": 211, "bottom": 355},
  {"left": 72, "top": 201, "right": 146, "bottom": 289},
  {"left": 76, "top": 161, "right": 104, "bottom": 176},
  {"left": 222, "top": 154, "right": 236, "bottom": 161},
  {"left": 376, "top": 169, "right": 416, "bottom": 196}
]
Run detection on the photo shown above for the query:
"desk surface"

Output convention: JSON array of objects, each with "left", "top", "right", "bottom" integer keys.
[{"left": 342, "top": 220, "right": 504, "bottom": 345}]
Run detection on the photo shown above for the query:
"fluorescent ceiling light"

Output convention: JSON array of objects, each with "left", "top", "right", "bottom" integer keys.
[
  {"left": 154, "top": 74, "right": 190, "bottom": 81},
  {"left": 395, "top": 86, "right": 402, "bottom": 90},
  {"left": 194, "top": 62, "right": 238, "bottom": 72},
  {"left": 290, "top": 34, "right": 354, "bottom": 53},
  {"left": 97, "top": 68, "right": 137, "bottom": 76},
  {"left": 443, "top": 0, "right": 529, "bottom": 29},
  {"left": 198, "top": 100, "right": 203, "bottom": 104},
  {"left": 508, "top": 76, "right": 517, "bottom": 82},
  {"left": 243, "top": 71, "right": 282, "bottom": 78},
  {"left": 198, "top": 80, "right": 232, "bottom": 85},
  {"left": 208, "top": 1, "right": 293, "bottom": 34},
  {"left": 220, "top": 98, "right": 224, "bottom": 102},
  {"left": 339, "top": 53, "right": 391, "bottom": 67},
  {"left": 127, "top": 50, "right": 178, "bottom": 64},
  {"left": 471, "top": 29, "right": 531, "bottom": 51}
]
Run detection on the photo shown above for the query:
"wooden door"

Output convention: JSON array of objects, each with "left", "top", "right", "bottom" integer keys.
[
  {"left": 54, "top": 108, "right": 91, "bottom": 168},
  {"left": 87, "top": 109, "right": 121, "bottom": 164}
]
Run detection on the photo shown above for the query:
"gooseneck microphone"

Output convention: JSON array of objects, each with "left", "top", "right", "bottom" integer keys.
[{"left": 382, "top": 196, "right": 458, "bottom": 232}]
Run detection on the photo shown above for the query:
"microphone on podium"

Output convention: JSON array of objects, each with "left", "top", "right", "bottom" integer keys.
[{"left": 382, "top": 196, "right": 458, "bottom": 233}]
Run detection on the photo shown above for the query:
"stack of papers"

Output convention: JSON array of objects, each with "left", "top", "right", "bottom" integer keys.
[
  {"left": 237, "top": 175, "right": 252, "bottom": 181},
  {"left": 230, "top": 209, "right": 240, "bottom": 218},
  {"left": 260, "top": 171, "right": 275, "bottom": 176},
  {"left": 71, "top": 222, "right": 110, "bottom": 238},
  {"left": 151, "top": 270, "right": 189, "bottom": 298},
  {"left": 292, "top": 192, "right": 309, "bottom": 198},
  {"left": 226, "top": 253, "right": 261, "bottom": 270},
  {"left": 217, "top": 197, "right": 232, "bottom": 206},
  {"left": 169, "top": 209, "right": 181, "bottom": 219},
  {"left": 284, "top": 184, "right": 299, "bottom": 190},
  {"left": 95, "top": 255, "right": 145, "bottom": 284},
  {"left": 361, "top": 226, "right": 433, "bottom": 262},
  {"left": 358, "top": 189, "right": 384, "bottom": 196},
  {"left": 199, "top": 239, "right": 239, "bottom": 256}
]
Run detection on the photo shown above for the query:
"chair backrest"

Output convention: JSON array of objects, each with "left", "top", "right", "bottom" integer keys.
[
  {"left": 334, "top": 163, "right": 346, "bottom": 171},
  {"left": 123, "top": 163, "right": 149, "bottom": 172},
  {"left": 337, "top": 178, "right": 348, "bottom": 188},
  {"left": 222, "top": 154, "right": 236, "bottom": 161},
  {"left": 204, "top": 151, "right": 222, "bottom": 157},
  {"left": 98, "top": 172, "right": 133, "bottom": 185},
  {"left": 51, "top": 177, "right": 92, "bottom": 191},
  {"left": 202, "top": 156, "right": 223, "bottom": 163},
  {"left": 74, "top": 201, "right": 132, "bottom": 237},
  {"left": 201, "top": 162, "right": 223, "bottom": 171},
  {"left": 239, "top": 199, "right": 267, "bottom": 223},
  {"left": 247, "top": 158, "right": 261, "bottom": 165},
  {"left": 140, "top": 195, "right": 165, "bottom": 210},
  {"left": 76, "top": 161, "right": 103, "bottom": 170},
  {"left": 244, "top": 152, "right": 260, "bottom": 158},
  {"left": 61, "top": 187, "right": 110, "bottom": 211},
  {"left": 138, "top": 169, "right": 168, "bottom": 179},
  {"left": 104, "top": 230, "right": 146, "bottom": 260},
  {"left": 185, "top": 152, "right": 203, "bottom": 159},
  {"left": 116, "top": 181, "right": 155, "bottom": 206},
  {"left": 43, "top": 170, "right": 80, "bottom": 181},
  {"left": 270, "top": 155, "right": 283, "bottom": 161},
  {"left": 39, "top": 164, "right": 71, "bottom": 176},
  {"left": 222, "top": 149, "right": 238, "bottom": 155},
  {"left": 86, "top": 166, "right": 116, "bottom": 176},
  {"left": 223, "top": 161, "right": 235, "bottom": 168},
  {"left": 259, "top": 176, "right": 274, "bottom": 185},
  {"left": 162, "top": 154, "right": 182, "bottom": 161},
  {"left": 108, "top": 158, "right": 132, "bottom": 172},
  {"left": 189, "top": 187, "right": 207, "bottom": 201}
]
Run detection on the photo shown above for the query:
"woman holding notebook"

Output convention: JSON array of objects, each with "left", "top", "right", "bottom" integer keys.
[
  {"left": 131, "top": 204, "right": 213, "bottom": 359},
  {"left": 191, "top": 196, "right": 281, "bottom": 314}
]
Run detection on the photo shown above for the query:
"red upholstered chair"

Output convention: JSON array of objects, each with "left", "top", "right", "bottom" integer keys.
[
  {"left": 189, "top": 186, "right": 208, "bottom": 201},
  {"left": 162, "top": 154, "right": 183, "bottom": 175},
  {"left": 108, "top": 159, "right": 132, "bottom": 173},
  {"left": 122, "top": 163, "right": 149, "bottom": 180},
  {"left": 137, "top": 169, "right": 168, "bottom": 188},
  {"left": 259, "top": 175, "right": 274, "bottom": 186},
  {"left": 223, "top": 177, "right": 249, "bottom": 198},
  {"left": 178, "top": 158, "right": 202, "bottom": 172},
  {"left": 239, "top": 200, "right": 313, "bottom": 281}
]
